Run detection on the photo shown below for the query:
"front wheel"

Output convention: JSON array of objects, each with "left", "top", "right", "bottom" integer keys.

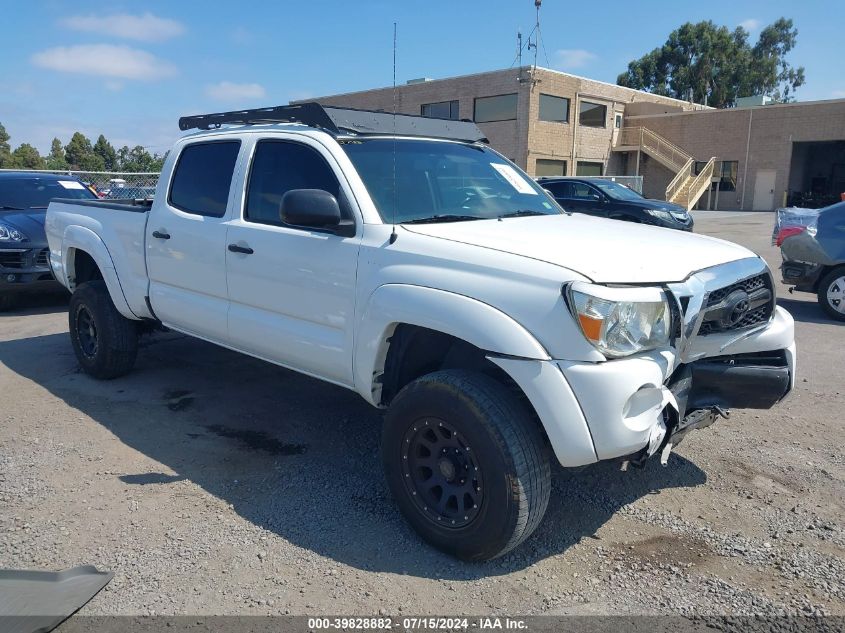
[
  {"left": 818, "top": 266, "right": 845, "bottom": 322},
  {"left": 68, "top": 280, "right": 139, "bottom": 379},
  {"left": 382, "top": 370, "right": 551, "bottom": 561}
]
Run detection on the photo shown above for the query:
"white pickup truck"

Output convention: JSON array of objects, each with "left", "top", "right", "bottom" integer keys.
[{"left": 47, "top": 104, "right": 796, "bottom": 561}]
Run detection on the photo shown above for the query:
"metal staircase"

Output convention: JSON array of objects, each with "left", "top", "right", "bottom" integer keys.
[{"left": 614, "top": 127, "right": 715, "bottom": 211}]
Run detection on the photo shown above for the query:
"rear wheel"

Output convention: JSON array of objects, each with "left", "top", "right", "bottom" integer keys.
[
  {"left": 382, "top": 370, "right": 551, "bottom": 561},
  {"left": 69, "top": 280, "right": 139, "bottom": 379},
  {"left": 818, "top": 266, "right": 845, "bottom": 322}
]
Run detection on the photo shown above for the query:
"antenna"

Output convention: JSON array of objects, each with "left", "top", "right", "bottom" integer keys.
[{"left": 389, "top": 22, "right": 398, "bottom": 245}]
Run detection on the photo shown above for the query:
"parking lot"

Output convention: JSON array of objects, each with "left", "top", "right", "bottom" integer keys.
[{"left": 0, "top": 211, "right": 842, "bottom": 617}]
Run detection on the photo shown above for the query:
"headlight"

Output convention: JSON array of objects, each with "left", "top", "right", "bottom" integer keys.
[
  {"left": 646, "top": 209, "right": 674, "bottom": 221},
  {"left": 566, "top": 282, "right": 672, "bottom": 358},
  {"left": 0, "top": 223, "right": 26, "bottom": 242}
]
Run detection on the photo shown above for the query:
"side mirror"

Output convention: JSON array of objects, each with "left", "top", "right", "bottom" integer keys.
[{"left": 280, "top": 189, "right": 341, "bottom": 229}]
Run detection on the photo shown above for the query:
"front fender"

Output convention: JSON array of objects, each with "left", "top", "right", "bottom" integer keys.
[
  {"left": 354, "top": 284, "right": 549, "bottom": 404},
  {"left": 61, "top": 225, "right": 137, "bottom": 319}
]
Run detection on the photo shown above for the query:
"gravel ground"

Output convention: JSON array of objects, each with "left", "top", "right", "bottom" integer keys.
[{"left": 0, "top": 211, "right": 843, "bottom": 617}]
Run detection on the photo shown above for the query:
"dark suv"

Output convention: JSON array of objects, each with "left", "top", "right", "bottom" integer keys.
[
  {"left": 1, "top": 172, "right": 97, "bottom": 311},
  {"left": 537, "top": 177, "right": 694, "bottom": 231}
]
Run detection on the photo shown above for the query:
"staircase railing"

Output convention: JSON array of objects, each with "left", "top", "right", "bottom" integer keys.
[
  {"left": 682, "top": 157, "right": 716, "bottom": 211},
  {"left": 616, "top": 126, "right": 691, "bottom": 171},
  {"left": 665, "top": 157, "right": 695, "bottom": 203}
]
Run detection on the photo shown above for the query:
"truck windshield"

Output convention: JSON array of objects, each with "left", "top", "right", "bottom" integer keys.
[
  {"left": 340, "top": 138, "right": 561, "bottom": 223},
  {"left": 0, "top": 177, "right": 97, "bottom": 209}
]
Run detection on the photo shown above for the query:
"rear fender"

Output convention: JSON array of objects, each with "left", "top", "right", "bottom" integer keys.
[{"left": 61, "top": 225, "right": 137, "bottom": 319}]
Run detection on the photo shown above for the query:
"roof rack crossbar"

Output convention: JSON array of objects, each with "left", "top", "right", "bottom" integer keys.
[{"left": 178, "top": 102, "right": 488, "bottom": 143}]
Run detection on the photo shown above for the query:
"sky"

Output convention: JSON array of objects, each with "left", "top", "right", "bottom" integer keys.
[{"left": 2, "top": 0, "right": 842, "bottom": 156}]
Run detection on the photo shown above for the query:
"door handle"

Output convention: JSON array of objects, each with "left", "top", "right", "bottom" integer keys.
[
  {"left": 228, "top": 243, "right": 254, "bottom": 255},
  {"left": 152, "top": 230, "right": 170, "bottom": 240}
]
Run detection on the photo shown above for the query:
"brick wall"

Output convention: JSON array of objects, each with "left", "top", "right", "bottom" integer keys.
[
  {"left": 299, "top": 66, "right": 703, "bottom": 174},
  {"left": 628, "top": 100, "right": 845, "bottom": 210}
]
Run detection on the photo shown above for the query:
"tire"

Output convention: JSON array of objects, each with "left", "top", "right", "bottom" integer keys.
[
  {"left": 817, "top": 266, "right": 845, "bottom": 322},
  {"left": 382, "top": 369, "right": 551, "bottom": 561},
  {"left": 0, "top": 294, "right": 17, "bottom": 313},
  {"left": 68, "top": 280, "right": 139, "bottom": 379}
]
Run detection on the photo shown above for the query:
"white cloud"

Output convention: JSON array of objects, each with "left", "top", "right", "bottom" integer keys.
[
  {"left": 553, "top": 49, "right": 597, "bottom": 70},
  {"left": 61, "top": 12, "right": 185, "bottom": 42},
  {"left": 739, "top": 18, "right": 760, "bottom": 31},
  {"left": 205, "top": 81, "right": 266, "bottom": 102},
  {"left": 31, "top": 44, "right": 177, "bottom": 80}
]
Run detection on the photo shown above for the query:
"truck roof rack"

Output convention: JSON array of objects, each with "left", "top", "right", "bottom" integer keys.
[{"left": 178, "top": 102, "right": 489, "bottom": 144}]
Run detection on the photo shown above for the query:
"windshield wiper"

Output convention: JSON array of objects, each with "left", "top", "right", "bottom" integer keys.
[
  {"left": 497, "top": 210, "right": 547, "bottom": 219},
  {"left": 402, "top": 214, "right": 486, "bottom": 225}
]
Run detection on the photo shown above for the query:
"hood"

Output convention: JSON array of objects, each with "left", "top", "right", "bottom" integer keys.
[
  {"left": 0, "top": 209, "right": 48, "bottom": 245},
  {"left": 402, "top": 213, "right": 755, "bottom": 283},
  {"left": 623, "top": 198, "right": 687, "bottom": 213}
]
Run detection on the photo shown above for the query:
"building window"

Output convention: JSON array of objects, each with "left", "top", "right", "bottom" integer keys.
[
  {"left": 615, "top": 114, "right": 623, "bottom": 128},
  {"left": 576, "top": 161, "right": 603, "bottom": 176},
  {"left": 717, "top": 161, "right": 738, "bottom": 191},
  {"left": 421, "top": 100, "right": 459, "bottom": 120},
  {"left": 696, "top": 160, "right": 739, "bottom": 192},
  {"left": 538, "top": 94, "right": 569, "bottom": 123},
  {"left": 579, "top": 101, "right": 607, "bottom": 128},
  {"left": 474, "top": 93, "right": 518, "bottom": 123},
  {"left": 535, "top": 159, "right": 567, "bottom": 177}
]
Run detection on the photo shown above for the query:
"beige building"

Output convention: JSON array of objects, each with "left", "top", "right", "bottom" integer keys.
[
  {"left": 622, "top": 100, "right": 845, "bottom": 211},
  {"left": 303, "top": 66, "right": 845, "bottom": 211}
]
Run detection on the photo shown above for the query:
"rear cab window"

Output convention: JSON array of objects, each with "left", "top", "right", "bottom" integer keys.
[{"left": 169, "top": 141, "right": 241, "bottom": 217}]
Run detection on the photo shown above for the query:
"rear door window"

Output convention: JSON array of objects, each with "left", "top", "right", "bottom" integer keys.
[{"left": 169, "top": 141, "right": 241, "bottom": 217}]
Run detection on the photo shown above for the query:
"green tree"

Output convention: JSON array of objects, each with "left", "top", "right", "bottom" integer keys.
[
  {"left": 0, "top": 122, "right": 11, "bottom": 168},
  {"left": 45, "top": 138, "right": 68, "bottom": 170},
  {"left": 10, "top": 143, "right": 46, "bottom": 169},
  {"left": 93, "top": 134, "right": 117, "bottom": 170},
  {"left": 617, "top": 18, "right": 805, "bottom": 108},
  {"left": 116, "top": 145, "right": 160, "bottom": 172},
  {"left": 65, "top": 132, "right": 96, "bottom": 170}
]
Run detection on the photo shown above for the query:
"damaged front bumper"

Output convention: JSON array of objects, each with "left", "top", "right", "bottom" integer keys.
[{"left": 557, "top": 306, "right": 796, "bottom": 466}]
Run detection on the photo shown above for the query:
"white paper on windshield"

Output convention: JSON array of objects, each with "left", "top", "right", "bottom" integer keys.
[
  {"left": 491, "top": 163, "right": 537, "bottom": 195},
  {"left": 58, "top": 180, "right": 85, "bottom": 190}
]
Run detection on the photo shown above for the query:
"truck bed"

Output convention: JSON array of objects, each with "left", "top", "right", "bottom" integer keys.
[{"left": 46, "top": 198, "right": 154, "bottom": 320}]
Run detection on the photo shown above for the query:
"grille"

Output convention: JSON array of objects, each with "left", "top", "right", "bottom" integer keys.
[
  {"left": 0, "top": 250, "right": 27, "bottom": 269},
  {"left": 706, "top": 274, "right": 767, "bottom": 308},
  {"left": 698, "top": 273, "right": 774, "bottom": 336},
  {"left": 35, "top": 248, "right": 50, "bottom": 268}
]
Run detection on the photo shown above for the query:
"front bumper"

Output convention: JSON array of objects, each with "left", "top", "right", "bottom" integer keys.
[
  {"left": 0, "top": 246, "right": 61, "bottom": 295},
  {"left": 494, "top": 305, "right": 795, "bottom": 467}
]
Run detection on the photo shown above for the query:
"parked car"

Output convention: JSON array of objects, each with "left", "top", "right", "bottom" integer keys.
[
  {"left": 537, "top": 176, "right": 694, "bottom": 231},
  {"left": 0, "top": 172, "right": 97, "bottom": 311},
  {"left": 777, "top": 202, "right": 845, "bottom": 321},
  {"left": 47, "top": 103, "right": 795, "bottom": 561}
]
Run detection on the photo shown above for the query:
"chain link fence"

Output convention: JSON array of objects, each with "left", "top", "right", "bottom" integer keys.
[{"left": 2, "top": 169, "right": 160, "bottom": 200}]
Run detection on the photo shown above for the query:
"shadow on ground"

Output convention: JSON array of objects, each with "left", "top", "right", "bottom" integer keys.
[
  {"left": 777, "top": 297, "right": 841, "bottom": 326},
  {"left": 0, "top": 330, "right": 706, "bottom": 580},
  {"left": 0, "top": 292, "right": 69, "bottom": 318}
]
